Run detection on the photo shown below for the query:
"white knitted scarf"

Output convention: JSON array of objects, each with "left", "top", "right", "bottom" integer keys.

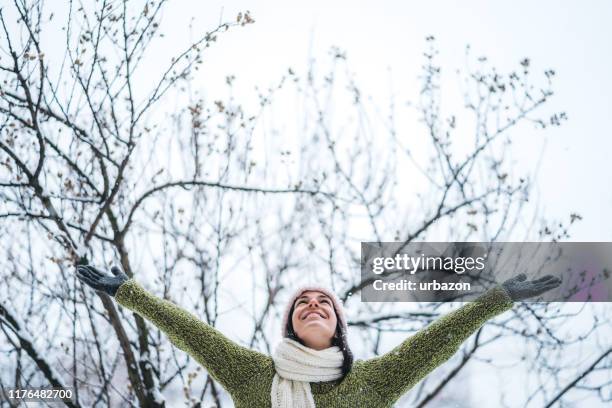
[{"left": 271, "top": 338, "right": 344, "bottom": 408}]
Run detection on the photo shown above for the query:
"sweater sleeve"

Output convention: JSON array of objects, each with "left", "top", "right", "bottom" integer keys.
[
  {"left": 115, "top": 280, "right": 272, "bottom": 395},
  {"left": 359, "top": 285, "right": 513, "bottom": 403}
]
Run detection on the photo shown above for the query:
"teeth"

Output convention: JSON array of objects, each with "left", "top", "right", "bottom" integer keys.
[{"left": 304, "top": 311, "right": 324, "bottom": 320}]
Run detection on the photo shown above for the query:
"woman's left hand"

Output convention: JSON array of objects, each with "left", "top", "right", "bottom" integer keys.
[{"left": 502, "top": 273, "right": 562, "bottom": 301}]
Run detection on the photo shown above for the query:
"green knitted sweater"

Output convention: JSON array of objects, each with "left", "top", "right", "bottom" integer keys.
[{"left": 115, "top": 281, "right": 513, "bottom": 407}]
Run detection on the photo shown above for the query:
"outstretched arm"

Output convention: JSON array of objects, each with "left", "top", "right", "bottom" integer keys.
[
  {"left": 360, "top": 285, "right": 513, "bottom": 402},
  {"left": 360, "top": 274, "right": 561, "bottom": 403},
  {"left": 77, "top": 265, "right": 272, "bottom": 395}
]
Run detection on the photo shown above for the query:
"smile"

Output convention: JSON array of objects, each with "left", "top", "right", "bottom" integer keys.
[{"left": 301, "top": 310, "right": 327, "bottom": 320}]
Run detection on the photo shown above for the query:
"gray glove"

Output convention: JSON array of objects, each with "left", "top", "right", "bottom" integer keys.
[
  {"left": 76, "top": 264, "right": 129, "bottom": 297},
  {"left": 502, "top": 273, "right": 561, "bottom": 301}
]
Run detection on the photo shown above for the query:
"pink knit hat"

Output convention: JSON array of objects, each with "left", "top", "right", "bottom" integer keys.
[{"left": 281, "top": 285, "right": 348, "bottom": 337}]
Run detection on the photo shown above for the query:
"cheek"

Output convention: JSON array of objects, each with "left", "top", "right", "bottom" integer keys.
[
  {"left": 291, "top": 311, "right": 302, "bottom": 333},
  {"left": 326, "top": 310, "right": 338, "bottom": 330}
]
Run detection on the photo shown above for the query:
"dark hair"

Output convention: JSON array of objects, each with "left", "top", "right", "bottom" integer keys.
[{"left": 285, "top": 302, "right": 354, "bottom": 377}]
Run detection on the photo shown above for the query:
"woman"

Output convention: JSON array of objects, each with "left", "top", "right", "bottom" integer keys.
[{"left": 76, "top": 265, "right": 560, "bottom": 407}]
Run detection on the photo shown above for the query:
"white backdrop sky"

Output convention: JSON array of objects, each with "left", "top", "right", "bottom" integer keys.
[
  {"left": 152, "top": 0, "right": 611, "bottom": 241},
  {"left": 3, "top": 2, "right": 609, "bottom": 406}
]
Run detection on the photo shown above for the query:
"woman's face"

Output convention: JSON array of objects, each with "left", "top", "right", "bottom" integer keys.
[{"left": 291, "top": 291, "right": 338, "bottom": 350}]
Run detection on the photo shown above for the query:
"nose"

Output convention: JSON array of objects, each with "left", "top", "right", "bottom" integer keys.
[{"left": 307, "top": 298, "right": 320, "bottom": 307}]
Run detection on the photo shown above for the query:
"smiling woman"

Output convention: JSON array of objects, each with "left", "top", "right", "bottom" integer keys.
[
  {"left": 274, "top": 287, "right": 352, "bottom": 406},
  {"left": 289, "top": 291, "right": 340, "bottom": 349},
  {"left": 76, "top": 265, "right": 560, "bottom": 408}
]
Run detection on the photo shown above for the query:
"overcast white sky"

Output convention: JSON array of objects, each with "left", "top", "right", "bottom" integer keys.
[
  {"left": 151, "top": 0, "right": 612, "bottom": 241},
  {"left": 4, "top": 3, "right": 608, "bottom": 405},
  {"left": 74, "top": 3, "right": 612, "bottom": 405}
]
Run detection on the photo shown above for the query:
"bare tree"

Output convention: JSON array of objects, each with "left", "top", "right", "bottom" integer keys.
[{"left": 0, "top": 1, "right": 609, "bottom": 407}]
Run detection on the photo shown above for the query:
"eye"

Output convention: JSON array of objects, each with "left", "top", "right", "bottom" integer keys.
[{"left": 321, "top": 299, "right": 330, "bottom": 304}]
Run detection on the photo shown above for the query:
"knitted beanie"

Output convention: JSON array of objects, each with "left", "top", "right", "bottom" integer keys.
[{"left": 281, "top": 285, "right": 348, "bottom": 338}]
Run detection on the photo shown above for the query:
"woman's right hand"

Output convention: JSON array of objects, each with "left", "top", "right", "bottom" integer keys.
[{"left": 76, "top": 264, "right": 129, "bottom": 297}]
